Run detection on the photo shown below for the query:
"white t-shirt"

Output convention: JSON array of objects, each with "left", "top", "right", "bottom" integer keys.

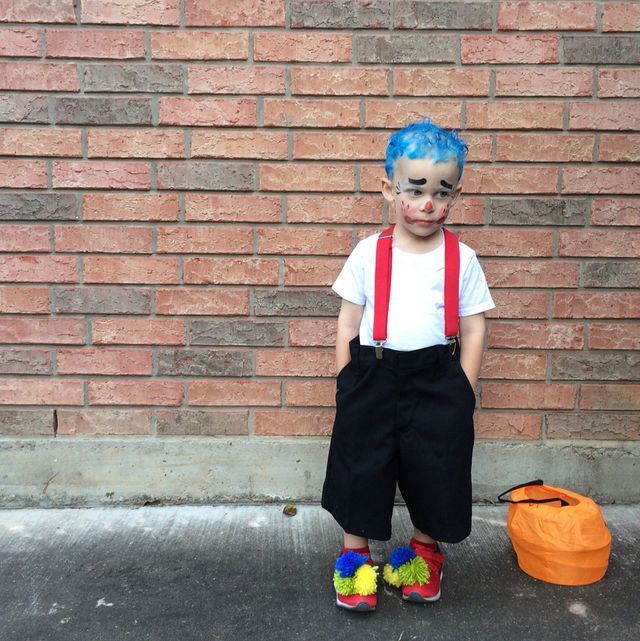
[{"left": 332, "top": 230, "right": 495, "bottom": 351}]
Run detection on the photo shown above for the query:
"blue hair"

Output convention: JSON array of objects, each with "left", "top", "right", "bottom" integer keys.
[{"left": 384, "top": 119, "right": 469, "bottom": 182}]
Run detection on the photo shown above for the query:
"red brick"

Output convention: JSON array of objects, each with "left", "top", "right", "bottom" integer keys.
[
  {"left": 185, "top": 194, "right": 281, "bottom": 223},
  {"left": 457, "top": 229, "right": 553, "bottom": 257},
  {"left": 553, "top": 292, "right": 640, "bottom": 318},
  {"left": 0, "top": 378, "right": 83, "bottom": 405},
  {"left": 155, "top": 289, "right": 249, "bottom": 316},
  {"left": 264, "top": 99, "right": 360, "bottom": 128},
  {"left": 191, "top": 130, "right": 287, "bottom": 160},
  {"left": 0, "top": 256, "right": 77, "bottom": 283},
  {"left": 254, "top": 409, "right": 334, "bottom": 436},
  {"left": 57, "top": 347, "right": 152, "bottom": 375},
  {"left": 599, "top": 70, "right": 640, "bottom": 98},
  {"left": 258, "top": 228, "right": 352, "bottom": 256},
  {"left": 481, "top": 352, "right": 547, "bottom": 380},
  {"left": 463, "top": 166, "right": 558, "bottom": 195},
  {"left": 1, "top": 0, "right": 75, "bottom": 23},
  {"left": 0, "top": 226, "right": 49, "bottom": 252},
  {"left": 185, "top": 0, "right": 285, "bottom": 27},
  {"left": 260, "top": 163, "right": 354, "bottom": 192},
  {"left": 475, "top": 412, "right": 542, "bottom": 440},
  {"left": 559, "top": 230, "right": 640, "bottom": 257},
  {"left": 486, "top": 290, "right": 549, "bottom": 320},
  {"left": 84, "top": 193, "right": 179, "bottom": 221},
  {"left": 467, "top": 101, "right": 563, "bottom": 129},
  {"left": 580, "top": 384, "right": 640, "bottom": 410},
  {"left": 481, "top": 382, "right": 576, "bottom": 409},
  {"left": 591, "top": 198, "right": 640, "bottom": 226},
  {"left": 498, "top": 2, "right": 596, "bottom": 30},
  {"left": 599, "top": 134, "right": 640, "bottom": 162},
  {"left": 589, "top": 322, "right": 640, "bottom": 350},
  {"left": 284, "top": 258, "right": 344, "bottom": 286},
  {"left": 256, "top": 349, "right": 334, "bottom": 377},
  {"left": 603, "top": 2, "right": 640, "bottom": 31},
  {"left": 46, "top": 28, "right": 145, "bottom": 58},
  {"left": 496, "top": 134, "right": 593, "bottom": 162},
  {"left": 87, "top": 129, "right": 183, "bottom": 159},
  {"left": 292, "top": 66, "right": 388, "bottom": 96},
  {"left": 293, "top": 132, "right": 387, "bottom": 161},
  {"left": 188, "top": 65, "right": 285, "bottom": 95},
  {"left": 254, "top": 32, "right": 352, "bottom": 62},
  {"left": 89, "top": 379, "right": 182, "bottom": 405},
  {"left": 151, "top": 31, "right": 248, "bottom": 60},
  {"left": 53, "top": 161, "right": 149, "bottom": 189},
  {"left": 496, "top": 67, "right": 592, "bottom": 96},
  {"left": 286, "top": 379, "right": 335, "bottom": 406},
  {"left": 393, "top": 67, "right": 489, "bottom": 96},
  {"left": 0, "top": 28, "right": 40, "bottom": 56},
  {"left": 484, "top": 260, "right": 579, "bottom": 288},
  {"left": 0, "top": 160, "right": 47, "bottom": 188},
  {"left": 92, "top": 318, "right": 185, "bottom": 345},
  {"left": 365, "top": 100, "right": 462, "bottom": 129},
  {"left": 0, "top": 318, "right": 84, "bottom": 344},
  {"left": 446, "top": 197, "right": 486, "bottom": 225},
  {"left": 84, "top": 257, "right": 179, "bottom": 284},
  {"left": 289, "top": 320, "right": 337, "bottom": 347},
  {"left": 0, "top": 127, "right": 82, "bottom": 157},
  {"left": 184, "top": 258, "right": 279, "bottom": 285},
  {"left": 159, "top": 97, "right": 257, "bottom": 126},
  {"left": 569, "top": 102, "right": 640, "bottom": 130},
  {"left": 547, "top": 412, "right": 639, "bottom": 440},
  {"left": 461, "top": 35, "right": 559, "bottom": 64},
  {"left": 488, "top": 321, "right": 584, "bottom": 350},
  {"left": 563, "top": 167, "right": 640, "bottom": 195},
  {"left": 0, "top": 62, "right": 78, "bottom": 91},
  {"left": 156, "top": 226, "right": 252, "bottom": 254},
  {"left": 189, "top": 379, "right": 281, "bottom": 406},
  {"left": 287, "top": 194, "right": 382, "bottom": 224},
  {"left": 82, "top": 0, "right": 179, "bottom": 25},
  {"left": 0, "top": 286, "right": 49, "bottom": 313},
  {"left": 57, "top": 409, "right": 151, "bottom": 436},
  {"left": 55, "top": 225, "right": 152, "bottom": 253}
]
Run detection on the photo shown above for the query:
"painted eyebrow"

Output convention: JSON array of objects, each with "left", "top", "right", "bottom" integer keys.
[
  {"left": 440, "top": 180, "right": 453, "bottom": 190},
  {"left": 408, "top": 177, "right": 427, "bottom": 185}
]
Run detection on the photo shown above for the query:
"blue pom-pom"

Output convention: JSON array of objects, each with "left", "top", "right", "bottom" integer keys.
[
  {"left": 389, "top": 546, "right": 416, "bottom": 571},
  {"left": 335, "top": 551, "right": 368, "bottom": 578}
]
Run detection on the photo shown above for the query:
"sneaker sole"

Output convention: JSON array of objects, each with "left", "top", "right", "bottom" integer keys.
[
  {"left": 335, "top": 593, "right": 376, "bottom": 612},
  {"left": 402, "top": 570, "right": 443, "bottom": 603}
]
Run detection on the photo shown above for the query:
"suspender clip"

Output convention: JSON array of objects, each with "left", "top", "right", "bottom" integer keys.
[
  {"left": 375, "top": 341, "right": 385, "bottom": 360},
  {"left": 446, "top": 336, "right": 458, "bottom": 356}
]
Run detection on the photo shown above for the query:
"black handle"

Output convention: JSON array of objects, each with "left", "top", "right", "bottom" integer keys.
[{"left": 497, "top": 479, "right": 569, "bottom": 507}]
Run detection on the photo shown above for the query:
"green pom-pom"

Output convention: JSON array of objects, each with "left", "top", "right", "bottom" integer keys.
[
  {"left": 383, "top": 563, "right": 403, "bottom": 587},
  {"left": 353, "top": 563, "right": 378, "bottom": 595},
  {"left": 333, "top": 570, "right": 356, "bottom": 596},
  {"left": 398, "top": 556, "right": 430, "bottom": 586}
]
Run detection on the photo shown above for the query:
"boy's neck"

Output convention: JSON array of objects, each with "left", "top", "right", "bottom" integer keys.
[{"left": 392, "top": 225, "right": 444, "bottom": 254}]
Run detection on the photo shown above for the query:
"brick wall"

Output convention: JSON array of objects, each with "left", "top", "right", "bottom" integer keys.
[{"left": 0, "top": 1, "right": 638, "bottom": 457}]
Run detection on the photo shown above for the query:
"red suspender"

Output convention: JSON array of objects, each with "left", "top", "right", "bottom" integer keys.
[{"left": 373, "top": 226, "right": 460, "bottom": 359}]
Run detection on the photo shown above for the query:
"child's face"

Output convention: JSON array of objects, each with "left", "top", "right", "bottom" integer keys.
[{"left": 382, "top": 155, "right": 461, "bottom": 240}]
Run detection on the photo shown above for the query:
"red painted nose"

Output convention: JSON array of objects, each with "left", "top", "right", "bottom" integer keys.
[{"left": 421, "top": 200, "right": 434, "bottom": 212}]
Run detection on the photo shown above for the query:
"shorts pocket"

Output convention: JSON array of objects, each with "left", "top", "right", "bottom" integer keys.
[
  {"left": 336, "top": 360, "right": 352, "bottom": 390},
  {"left": 456, "top": 361, "right": 476, "bottom": 410}
]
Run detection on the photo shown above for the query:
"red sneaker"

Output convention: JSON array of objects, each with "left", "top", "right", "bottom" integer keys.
[
  {"left": 382, "top": 539, "right": 444, "bottom": 604},
  {"left": 333, "top": 548, "right": 378, "bottom": 612}
]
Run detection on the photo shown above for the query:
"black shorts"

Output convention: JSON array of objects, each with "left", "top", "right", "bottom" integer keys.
[{"left": 321, "top": 336, "right": 476, "bottom": 543}]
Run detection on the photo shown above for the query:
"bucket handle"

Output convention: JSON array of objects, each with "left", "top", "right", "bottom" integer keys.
[{"left": 497, "top": 479, "right": 570, "bottom": 507}]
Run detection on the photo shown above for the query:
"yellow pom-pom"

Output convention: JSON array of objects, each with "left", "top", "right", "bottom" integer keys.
[
  {"left": 398, "top": 556, "right": 430, "bottom": 586},
  {"left": 383, "top": 563, "right": 403, "bottom": 588},
  {"left": 353, "top": 563, "right": 378, "bottom": 596}
]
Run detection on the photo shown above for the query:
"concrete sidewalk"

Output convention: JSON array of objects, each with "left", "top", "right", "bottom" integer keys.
[{"left": 1, "top": 504, "right": 638, "bottom": 641}]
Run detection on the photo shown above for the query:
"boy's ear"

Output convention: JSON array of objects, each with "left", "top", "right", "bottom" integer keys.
[
  {"left": 381, "top": 178, "right": 395, "bottom": 204},
  {"left": 451, "top": 182, "right": 463, "bottom": 204}
]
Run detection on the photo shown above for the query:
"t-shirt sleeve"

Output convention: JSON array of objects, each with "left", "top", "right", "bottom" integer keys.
[
  {"left": 459, "top": 251, "right": 495, "bottom": 317},
  {"left": 332, "top": 242, "right": 366, "bottom": 306}
]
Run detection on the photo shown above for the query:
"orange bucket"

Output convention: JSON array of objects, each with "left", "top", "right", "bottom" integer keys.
[{"left": 499, "top": 480, "right": 611, "bottom": 586}]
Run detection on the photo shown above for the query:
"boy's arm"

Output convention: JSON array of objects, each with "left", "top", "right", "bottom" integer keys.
[
  {"left": 458, "top": 312, "right": 486, "bottom": 390},
  {"left": 336, "top": 299, "right": 365, "bottom": 373}
]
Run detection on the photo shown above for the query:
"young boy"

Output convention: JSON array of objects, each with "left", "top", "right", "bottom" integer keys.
[{"left": 321, "top": 120, "right": 495, "bottom": 611}]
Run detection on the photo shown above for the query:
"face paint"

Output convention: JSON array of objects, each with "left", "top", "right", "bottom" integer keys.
[{"left": 440, "top": 179, "right": 453, "bottom": 190}]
